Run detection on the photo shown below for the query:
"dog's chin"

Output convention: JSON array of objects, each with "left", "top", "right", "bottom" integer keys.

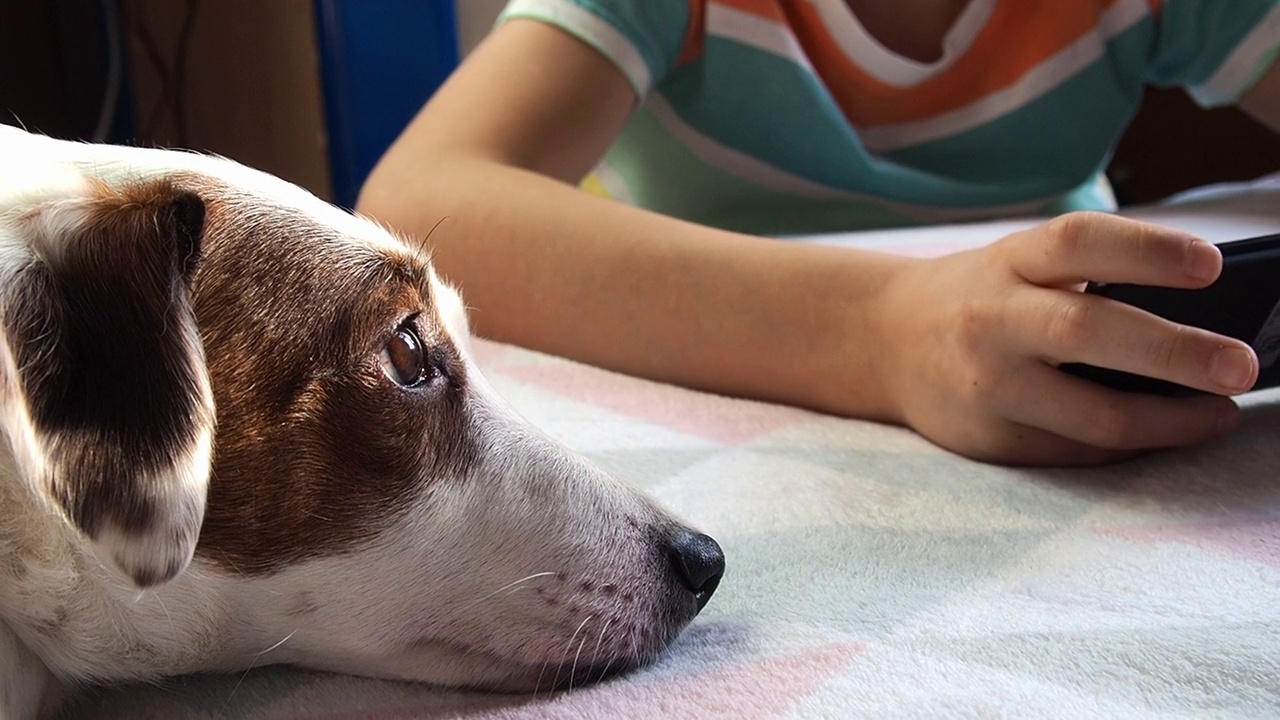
[
  {"left": 414, "top": 639, "right": 640, "bottom": 693},
  {"left": 475, "top": 659, "right": 635, "bottom": 693},
  {"left": 304, "top": 635, "right": 650, "bottom": 694}
]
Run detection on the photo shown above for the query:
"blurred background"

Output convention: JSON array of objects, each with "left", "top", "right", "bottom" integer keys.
[{"left": 1, "top": 0, "right": 1277, "bottom": 211}]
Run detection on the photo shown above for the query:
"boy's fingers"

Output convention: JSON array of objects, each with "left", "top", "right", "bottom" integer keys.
[
  {"left": 1006, "top": 287, "right": 1258, "bottom": 395},
  {"left": 990, "top": 363, "right": 1241, "bottom": 452},
  {"left": 1003, "top": 212, "right": 1221, "bottom": 289},
  {"left": 958, "top": 422, "right": 1135, "bottom": 467}
]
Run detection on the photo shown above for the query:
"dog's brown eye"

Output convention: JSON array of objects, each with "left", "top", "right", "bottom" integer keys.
[{"left": 380, "top": 326, "right": 426, "bottom": 387}]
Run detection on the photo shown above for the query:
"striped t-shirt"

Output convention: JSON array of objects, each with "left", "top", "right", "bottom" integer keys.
[{"left": 499, "top": 0, "right": 1280, "bottom": 234}]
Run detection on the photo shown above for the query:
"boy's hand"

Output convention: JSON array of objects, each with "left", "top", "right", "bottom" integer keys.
[{"left": 876, "top": 212, "right": 1258, "bottom": 465}]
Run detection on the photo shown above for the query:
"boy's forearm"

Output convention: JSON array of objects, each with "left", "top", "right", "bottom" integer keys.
[{"left": 357, "top": 156, "right": 911, "bottom": 422}]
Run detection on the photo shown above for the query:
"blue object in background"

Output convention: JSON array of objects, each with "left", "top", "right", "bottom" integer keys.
[{"left": 314, "top": 0, "right": 460, "bottom": 208}]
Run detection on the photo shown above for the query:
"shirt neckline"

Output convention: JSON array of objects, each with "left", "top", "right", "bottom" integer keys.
[{"left": 805, "top": 0, "right": 996, "bottom": 86}]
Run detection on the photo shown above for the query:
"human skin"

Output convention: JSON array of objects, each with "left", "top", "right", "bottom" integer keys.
[{"left": 357, "top": 12, "right": 1280, "bottom": 466}]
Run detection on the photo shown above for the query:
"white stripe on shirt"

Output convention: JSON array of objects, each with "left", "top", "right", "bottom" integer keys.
[
  {"left": 502, "top": 0, "right": 654, "bottom": 95},
  {"left": 1189, "top": 2, "right": 1280, "bottom": 106}
]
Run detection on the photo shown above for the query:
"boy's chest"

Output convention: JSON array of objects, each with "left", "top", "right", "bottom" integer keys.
[{"left": 840, "top": 0, "right": 974, "bottom": 62}]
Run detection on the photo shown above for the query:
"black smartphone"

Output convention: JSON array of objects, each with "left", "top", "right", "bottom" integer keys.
[{"left": 1061, "top": 231, "right": 1280, "bottom": 396}]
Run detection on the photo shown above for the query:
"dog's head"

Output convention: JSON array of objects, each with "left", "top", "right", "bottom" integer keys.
[{"left": 0, "top": 133, "right": 723, "bottom": 693}]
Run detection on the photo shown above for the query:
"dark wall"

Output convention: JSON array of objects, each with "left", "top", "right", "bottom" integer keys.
[
  {"left": 1108, "top": 88, "right": 1280, "bottom": 206},
  {"left": 0, "top": 0, "right": 131, "bottom": 141}
]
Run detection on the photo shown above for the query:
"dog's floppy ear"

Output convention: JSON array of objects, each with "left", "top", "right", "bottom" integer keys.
[{"left": 1, "top": 177, "right": 214, "bottom": 587}]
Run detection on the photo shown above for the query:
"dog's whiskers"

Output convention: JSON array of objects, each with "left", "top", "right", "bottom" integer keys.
[
  {"left": 218, "top": 551, "right": 248, "bottom": 579},
  {"left": 424, "top": 215, "right": 449, "bottom": 246},
  {"left": 588, "top": 616, "right": 613, "bottom": 684},
  {"left": 215, "top": 629, "right": 298, "bottom": 719},
  {"left": 475, "top": 571, "right": 555, "bottom": 605},
  {"left": 626, "top": 630, "right": 640, "bottom": 680},
  {"left": 552, "top": 615, "right": 592, "bottom": 691},
  {"left": 244, "top": 628, "right": 297, "bottom": 659},
  {"left": 151, "top": 591, "right": 175, "bottom": 634},
  {"left": 533, "top": 652, "right": 554, "bottom": 700},
  {"left": 568, "top": 615, "right": 596, "bottom": 692},
  {"left": 593, "top": 657, "right": 616, "bottom": 686}
]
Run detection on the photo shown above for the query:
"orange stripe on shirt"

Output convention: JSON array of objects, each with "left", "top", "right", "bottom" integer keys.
[
  {"left": 678, "top": 0, "right": 709, "bottom": 64},
  {"left": 708, "top": 0, "right": 1146, "bottom": 128}
]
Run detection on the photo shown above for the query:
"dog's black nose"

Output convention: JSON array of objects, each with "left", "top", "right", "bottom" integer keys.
[{"left": 666, "top": 531, "right": 725, "bottom": 610}]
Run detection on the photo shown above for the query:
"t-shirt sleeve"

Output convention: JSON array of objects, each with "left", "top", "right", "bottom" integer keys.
[
  {"left": 1145, "top": 0, "right": 1280, "bottom": 106},
  {"left": 498, "top": 0, "right": 693, "bottom": 98}
]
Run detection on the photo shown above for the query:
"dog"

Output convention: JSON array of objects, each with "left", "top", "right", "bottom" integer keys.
[{"left": 0, "top": 124, "right": 724, "bottom": 719}]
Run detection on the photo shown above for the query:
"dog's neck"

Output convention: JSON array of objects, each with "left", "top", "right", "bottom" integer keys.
[{"left": 0, "top": 440, "right": 279, "bottom": 685}]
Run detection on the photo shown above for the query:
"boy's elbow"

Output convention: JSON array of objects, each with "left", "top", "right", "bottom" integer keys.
[
  {"left": 356, "top": 147, "right": 478, "bottom": 223},
  {"left": 355, "top": 162, "right": 434, "bottom": 233},
  {"left": 354, "top": 164, "right": 399, "bottom": 219}
]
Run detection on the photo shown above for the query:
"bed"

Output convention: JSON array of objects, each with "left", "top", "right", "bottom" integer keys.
[{"left": 58, "top": 180, "right": 1280, "bottom": 719}]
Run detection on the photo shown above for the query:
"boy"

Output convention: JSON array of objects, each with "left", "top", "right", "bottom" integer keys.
[{"left": 358, "top": 0, "right": 1280, "bottom": 465}]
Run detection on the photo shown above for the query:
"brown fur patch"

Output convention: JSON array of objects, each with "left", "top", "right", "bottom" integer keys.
[
  {"left": 187, "top": 186, "right": 475, "bottom": 574},
  {"left": 2, "top": 179, "right": 208, "bottom": 546}
]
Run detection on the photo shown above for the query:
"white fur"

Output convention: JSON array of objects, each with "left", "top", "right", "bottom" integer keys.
[
  {"left": 87, "top": 423, "right": 212, "bottom": 587},
  {"left": 0, "top": 127, "right": 714, "bottom": 718}
]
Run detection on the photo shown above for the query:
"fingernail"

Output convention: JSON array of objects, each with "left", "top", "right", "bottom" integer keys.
[
  {"left": 1210, "top": 346, "right": 1256, "bottom": 392},
  {"left": 1184, "top": 239, "right": 1219, "bottom": 282}
]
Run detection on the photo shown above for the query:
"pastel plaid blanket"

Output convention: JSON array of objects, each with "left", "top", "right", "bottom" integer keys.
[{"left": 60, "top": 182, "right": 1280, "bottom": 719}]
